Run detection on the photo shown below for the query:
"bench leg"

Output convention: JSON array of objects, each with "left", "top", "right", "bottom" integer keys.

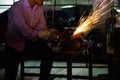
[
  {"left": 20, "top": 60, "right": 24, "bottom": 80},
  {"left": 67, "top": 56, "right": 72, "bottom": 80}
]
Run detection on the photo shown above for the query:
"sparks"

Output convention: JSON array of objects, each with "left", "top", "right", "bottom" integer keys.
[{"left": 73, "top": 0, "right": 113, "bottom": 36}]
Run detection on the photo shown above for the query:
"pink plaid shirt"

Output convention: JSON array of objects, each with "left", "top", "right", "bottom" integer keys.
[{"left": 5, "top": 0, "right": 47, "bottom": 52}]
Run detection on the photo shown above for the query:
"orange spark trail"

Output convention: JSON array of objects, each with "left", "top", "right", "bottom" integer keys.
[{"left": 73, "top": 0, "right": 113, "bottom": 36}]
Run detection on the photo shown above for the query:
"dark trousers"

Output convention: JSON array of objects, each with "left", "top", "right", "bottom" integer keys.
[{"left": 4, "top": 39, "right": 53, "bottom": 80}]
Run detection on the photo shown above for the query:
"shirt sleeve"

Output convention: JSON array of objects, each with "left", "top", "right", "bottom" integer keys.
[
  {"left": 34, "top": 7, "right": 48, "bottom": 31},
  {"left": 9, "top": 6, "right": 38, "bottom": 40}
]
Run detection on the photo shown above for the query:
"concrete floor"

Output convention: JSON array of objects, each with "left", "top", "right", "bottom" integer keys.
[{"left": 0, "top": 61, "right": 108, "bottom": 80}]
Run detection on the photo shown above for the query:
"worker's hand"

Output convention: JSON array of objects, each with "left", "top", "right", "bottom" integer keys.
[
  {"left": 38, "top": 28, "right": 58, "bottom": 40},
  {"left": 48, "top": 28, "right": 57, "bottom": 32},
  {"left": 38, "top": 30, "right": 50, "bottom": 39},
  {"left": 48, "top": 29, "right": 59, "bottom": 40}
]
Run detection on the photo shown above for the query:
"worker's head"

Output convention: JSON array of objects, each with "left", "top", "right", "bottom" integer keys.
[
  {"left": 28, "top": 0, "right": 43, "bottom": 6},
  {"left": 33, "top": 0, "right": 43, "bottom": 5}
]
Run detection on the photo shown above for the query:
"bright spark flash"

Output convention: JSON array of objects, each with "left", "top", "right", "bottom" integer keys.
[{"left": 73, "top": 0, "right": 113, "bottom": 36}]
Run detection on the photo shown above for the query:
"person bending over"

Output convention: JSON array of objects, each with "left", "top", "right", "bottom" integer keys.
[{"left": 4, "top": 0, "right": 57, "bottom": 80}]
